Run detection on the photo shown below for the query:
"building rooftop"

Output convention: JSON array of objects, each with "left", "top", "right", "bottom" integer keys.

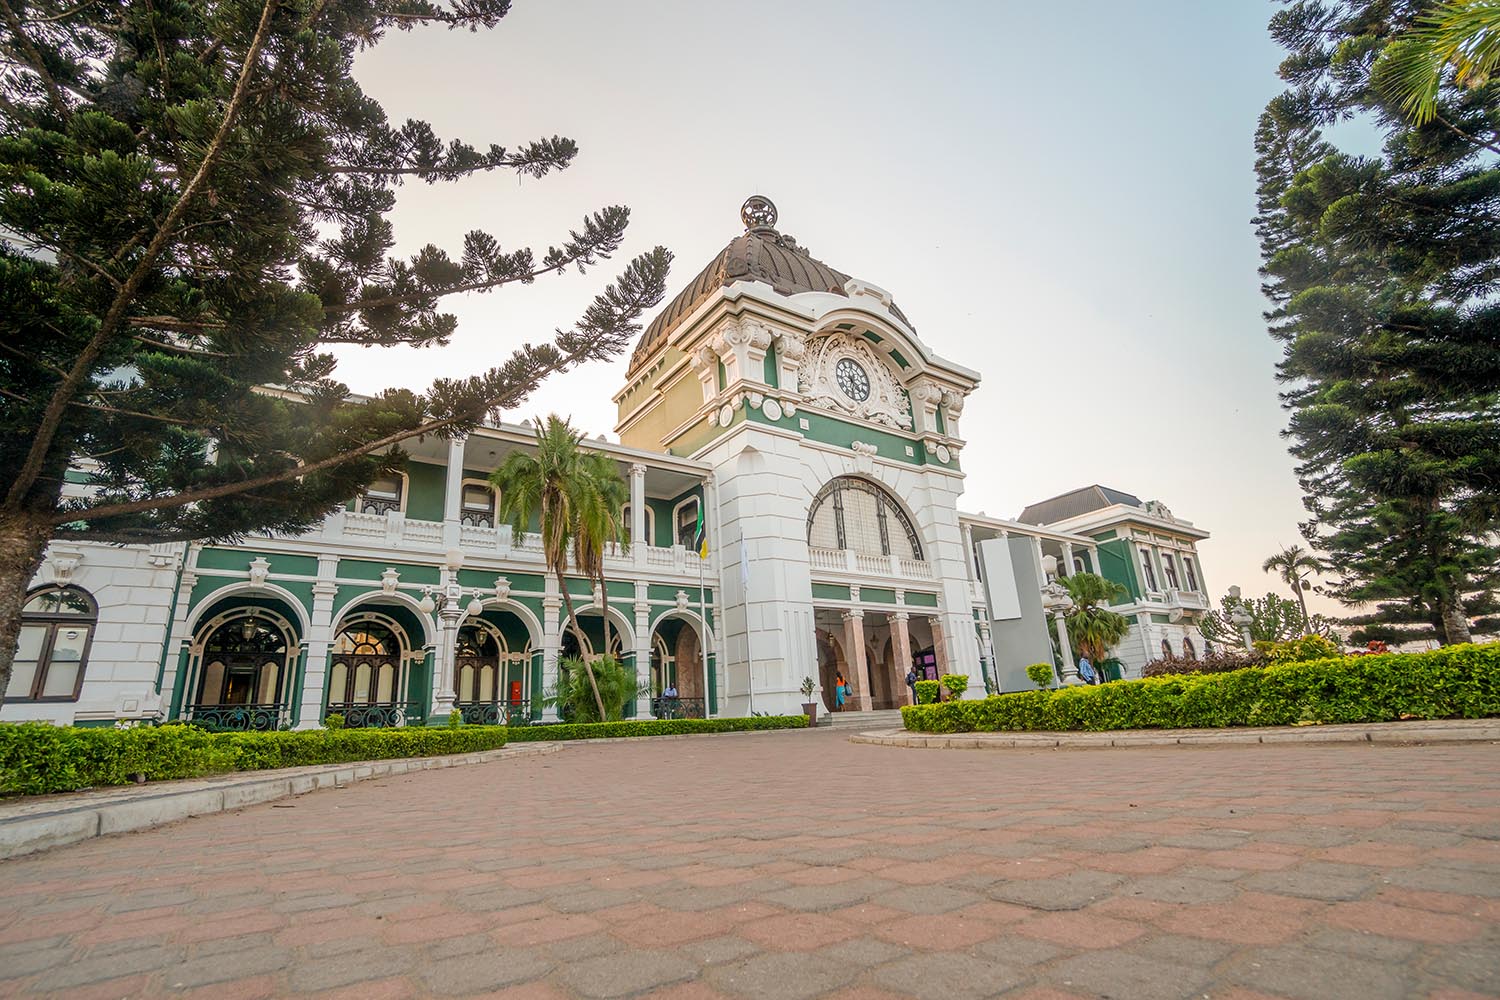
[
  {"left": 628, "top": 196, "right": 914, "bottom": 374},
  {"left": 1016, "top": 485, "right": 1145, "bottom": 525}
]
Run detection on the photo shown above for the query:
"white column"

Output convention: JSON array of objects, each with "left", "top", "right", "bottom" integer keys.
[
  {"left": 1061, "top": 541, "right": 1075, "bottom": 577},
  {"left": 961, "top": 522, "right": 977, "bottom": 579},
  {"left": 1030, "top": 535, "right": 1047, "bottom": 588},
  {"left": 892, "top": 612, "right": 914, "bottom": 705},
  {"left": 630, "top": 463, "right": 646, "bottom": 567},
  {"left": 1055, "top": 609, "right": 1080, "bottom": 684},
  {"left": 297, "top": 555, "right": 339, "bottom": 728},
  {"left": 843, "top": 609, "right": 872, "bottom": 712},
  {"left": 158, "top": 544, "right": 201, "bottom": 715},
  {"left": 442, "top": 434, "right": 467, "bottom": 548},
  {"left": 633, "top": 582, "right": 651, "bottom": 718},
  {"left": 540, "top": 587, "right": 562, "bottom": 722},
  {"left": 429, "top": 566, "right": 464, "bottom": 721}
]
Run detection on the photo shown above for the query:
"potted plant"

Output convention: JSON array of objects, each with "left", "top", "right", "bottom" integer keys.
[{"left": 800, "top": 676, "right": 818, "bottom": 726}]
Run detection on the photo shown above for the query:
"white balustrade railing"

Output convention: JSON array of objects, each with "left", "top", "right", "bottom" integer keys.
[
  {"left": 807, "top": 546, "right": 934, "bottom": 580},
  {"left": 402, "top": 519, "right": 442, "bottom": 545},
  {"left": 808, "top": 547, "right": 844, "bottom": 571},
  {"left": 342, "top": 511, "right": 386, "bottom": 538},
  {"left": 460, "top": 523, "right": 499, "bottom": 550}
]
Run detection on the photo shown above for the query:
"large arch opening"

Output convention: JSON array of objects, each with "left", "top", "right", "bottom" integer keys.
[
  {"left": 648, "top": 612, "right": 707, "bottom": 719},
  {"left": 807, "top": 476, "right": 923, "bottom": 561},
  {"left": 187, "top": 605, "right": 300, "bottom": 731},
  {"left": 455, "top": 607, "right": 537, "bottom": 724}
]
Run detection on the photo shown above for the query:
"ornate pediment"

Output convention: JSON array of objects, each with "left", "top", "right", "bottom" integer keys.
[{"left": 797, "top": 334, "right": 912, "bottom": 430}]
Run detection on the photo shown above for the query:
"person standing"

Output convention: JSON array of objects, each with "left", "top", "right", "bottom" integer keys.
[
  {"left": 1078, "top": 655, "right": 1096, "bottom": 685},
  {"left": 834, "top": 671, "right": 847, "bottom": 711},
  {"left": 905, "top": 667, "right": 918, "bottom": 705}
]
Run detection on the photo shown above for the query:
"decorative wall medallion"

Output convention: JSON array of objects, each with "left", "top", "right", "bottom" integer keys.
[
  {"left": 936, "top": 444, "right": 952, "bottom": 464},
  {"left": 675, "top": 589, "right": 690, "bottom": 611},
  {"left": 248, "top": 556, "right": 270, "bottom": 588},
  {"left": 380, "top": 567, "right": 400, "bottom": 595},
  {"left": 763, "top": 398, "right": 783, "bottom": 421},
  {"left": 708, "top": 409, "right": 720, "bottom": 427},
  {"left": 798, "top": 333, "right": 912, "bottom": 429},
  {"left": 718, "top": 404, "right": 734, "bottom": 426}
]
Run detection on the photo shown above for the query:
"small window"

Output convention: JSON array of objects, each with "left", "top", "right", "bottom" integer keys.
[
  {"left": 1161, "top": 638, "right": 1173, "bottom": 658},
  {"left": 1139, "top": 548, "right": 1158, "bottom": 592},
  {"left": 676, "top": 497, "right": 701, "bottom": 549},
  {"left": 1162, "top": 553, "right": 1180, "bottom": 590},
  {"left": 358, "top": 474, "right": 404, "bottom": 515},
  {"left": 1183, "top": 636, "right": 1197, "bottom": 660},
  {"left": 622, "top": 504, "right": 657, "bottom": 546},
  {"left": 461, "top": 482, "right": 496, "bottom": 527},
  {"left": 7, "top": 587, "right": 96, "bottom": 702},
  {"left": 1072, "top": 557, "right": 1086, "bottom": 575},
  {"left": 1183, "top": 556, "right": 1199, "bottom": 592}
]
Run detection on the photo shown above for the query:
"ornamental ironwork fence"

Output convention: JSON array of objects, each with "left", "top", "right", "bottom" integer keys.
[
  {"left": 457, "top": 700, "right": 536, "bottom": 726},
  {"left": 650, "top": 696, "right": 706, "bottom": 720},
  {"left": 187, "top": 703, "right": 286, "bottom": 731},
  {"left": 326, "top": 701, "right": 422, "bottom": 729}
]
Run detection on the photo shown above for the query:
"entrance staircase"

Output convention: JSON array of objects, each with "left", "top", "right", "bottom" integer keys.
[{"left": 819, "top": 708, "right": 905, "bottom": 730}]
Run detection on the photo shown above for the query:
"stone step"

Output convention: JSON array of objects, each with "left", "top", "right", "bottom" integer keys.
[{"left": 820, "top": 709, "right": 906, "bottom": 728}]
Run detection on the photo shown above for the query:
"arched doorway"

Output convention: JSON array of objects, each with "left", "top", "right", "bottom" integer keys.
[
  {"left": 648, "top": 614, "right": 706, "bottom": 719},
  {"left": 328, "top": 618, "right": 410, "bottom": 727},
  {"left": 455, "top": 617, "right": 533, "bottom": 724},
  {"left": 190, "top": 612, "right": 297, "bottom": 730}
]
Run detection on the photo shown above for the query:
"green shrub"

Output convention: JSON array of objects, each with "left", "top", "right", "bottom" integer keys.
[
  {"left": 901, "top": 644, "right": 1500, "bottom": 734},
  {"left": 1264, "top": 634, "right": 1342, "bottom": 664},
  {"left": 1025, "top": 663, "right": 1054, "bottom": 689},
  {"left": 323, "top": 713, "right": 345, "bottom": 730},
  {"left": 940, "top": 673, "right": 968, "bottom": 699},
  {"left": 447, "top": 709, "right": 463, "bottom": 728},
  {"left": 553, "top": 655, "right": 638, "bottom": 723},
  {"left": 1142, "top": 649, "right": 1265, "bottom": 677},
  {"left": 0, "top": 722, "right": 509, "bottom": 796},
  {"left": 914, "top": 680, "right": 941, "bottom": 704},
  {"left": 506, "top": 715, "right": 808, "bottom": 742}
]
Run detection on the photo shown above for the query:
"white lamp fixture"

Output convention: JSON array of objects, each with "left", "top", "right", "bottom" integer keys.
[
  {"left": 418, "top": 593, "right": 436, "bottom": 614},
  {"left": 1227, "top": 585, "right": 1241, "bottom": 601},
  {"left": 241, "top": 613, "right": 258, "bottom": 641},
  {"left": 1041, "top": 555, "right": 1058, "bottom": 577},
  {"left": 465, "top": 596, "right": 483, "bottom": 618},
  {"left": 444, "top": 549, "right": 465, "bottom": 572}
]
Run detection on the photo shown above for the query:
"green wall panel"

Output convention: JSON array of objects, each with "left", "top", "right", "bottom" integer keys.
[
  {"left": 1095, "top": 539, "right": 1141, "bottom": 602},
  {"left": 811, "top": 583, "right": 851, "bottom": 601},
  {"left": 406, "top": 461, "right": 447, "bottom": 522},
  {"left": 340, "top": 559, "right": 440, "bottom": 585},
  {"left": 197, "top": 548, "right": 317, "bottom": 576},
  {"left": 904, "top": 591, "right": 940, "bottom": 608},
  {"left": 861, "top": 588, "right": 897, "bottom": 605},
  {"left": 762, "top": 342, "right": 779, "bottom": 387}
]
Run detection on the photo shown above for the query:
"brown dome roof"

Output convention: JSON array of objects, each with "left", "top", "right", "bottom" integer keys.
[{"left": 628, "top": 200, "right": 914, "bottom": 374}]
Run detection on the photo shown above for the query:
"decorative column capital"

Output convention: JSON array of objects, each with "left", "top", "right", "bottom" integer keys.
[
  {"left": 842, "top": 609, "right": 865, "bottom": 623},
  {"left": 892, "top": 611, "right": 910, "bottom": 623},
  {"left": 630, "top": 463, "right": 647, "bottom": 477}
]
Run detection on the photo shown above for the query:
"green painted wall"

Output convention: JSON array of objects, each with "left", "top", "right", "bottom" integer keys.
[
  {"left": 340, "top": 559, "right": 440, "bottom": 585},
  {"left": 811, "top": 583, "right": 851, "bottom": 601},
  {"left": 1096, "top": 539, "right": 1141, "bottom": 602},
  {"left": 762, "top": 342, "right": 779, "bottom": 387},
  {"left": 405, "top": 461, "right": 446, "bottom": 521},
  {"left": 197, "top": 548, "right": 317, "bottom": 576},
  {"left": 457, "top": 570, "right": 544, "bottom": 592},
  {"left": 904, "top": 591, "right": 940, "bottom": 608},
  {"left": 862, "top": 588, "right": 897, "bottom": 605}
]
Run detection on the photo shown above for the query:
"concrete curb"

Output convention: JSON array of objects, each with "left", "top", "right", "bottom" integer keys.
[
  {"left": 0, "top": 742, "right": 560, "bottom": 861},
  {"left": 849, "top": 719, "right": 1500, "bottom": 750}
]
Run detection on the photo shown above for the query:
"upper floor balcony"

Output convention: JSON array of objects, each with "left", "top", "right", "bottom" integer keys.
[
  {"left": 1134, "top": 588, "right": 1211, "bottom": 612},
  {"left": 262, "top": 507, "right": 711, "bottom": 580}
]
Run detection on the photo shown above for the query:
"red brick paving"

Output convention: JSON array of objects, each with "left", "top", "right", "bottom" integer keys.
[{"left": 0, "top": 729, "right": 1498, "bottom": 998}]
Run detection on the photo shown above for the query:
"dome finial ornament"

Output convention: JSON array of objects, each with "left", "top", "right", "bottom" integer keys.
[{"left": 741, "top": 195, "right": 778, "bottom": 232}]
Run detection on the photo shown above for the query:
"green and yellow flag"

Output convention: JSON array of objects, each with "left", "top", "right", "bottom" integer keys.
[{"left": 695, "top": 501, "right": 708, "bottom": 559}]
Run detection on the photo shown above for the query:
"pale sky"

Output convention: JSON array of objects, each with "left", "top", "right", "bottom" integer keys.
[{"left": 334, "top": 0, "right": 1335, "bottom": 613}]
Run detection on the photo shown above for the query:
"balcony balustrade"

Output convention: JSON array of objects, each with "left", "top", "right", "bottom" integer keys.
[
  {"left": 325, "top": 701, "right": 423, "bottom": 728},
  {"left": 807, "top": 546, "right": 933, "bottom": 580},
  {"left": 187, "top": 702, "right": 287, "bottom": 731}
]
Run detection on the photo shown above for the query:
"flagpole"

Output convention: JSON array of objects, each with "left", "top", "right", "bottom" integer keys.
[
  {"left": 742, "top": 536, "right": 755, "bottom": 715},
  {"left": 698, "top": 531, "right": 710, "bottom": 718}
]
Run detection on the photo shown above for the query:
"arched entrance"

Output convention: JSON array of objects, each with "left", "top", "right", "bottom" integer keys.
[
  {"left": 189, "top": 610, "right": 298, "bottom": 730},
  {"left": 455, "top": 615, "right": 534, "bottom": 724},
  {"left": 648, "top": 613, "right": 706, "bottom": 719},
  {"left": 328, "top": 616, "right": 414, "bottom": 727}
]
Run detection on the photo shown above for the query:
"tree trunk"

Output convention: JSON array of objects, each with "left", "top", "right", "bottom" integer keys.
[
  {"left": 1293, "top": 582, "right": 1310, "bottom": 634},
  {"left": 1437, "top": 591, "right": 1472, "bottom": 646},
  {"left": 556, "top": 575, "right": 607, "bottom": 720},
  {"left": 0, "top": 511, "right": 52, "bottom": 708}
]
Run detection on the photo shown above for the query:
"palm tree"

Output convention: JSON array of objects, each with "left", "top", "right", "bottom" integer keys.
[
  {"left": 1262, "top": 544, "right": 1321, "bottom": 632},
  {"left": 571, "top": 449, "right": 630, "bottom": 660},
  {"left": 1060, "top": 573, "right": 1132, "bottom": 666},
  {"left": 491, "top": 416, "right": 626, "bottom": 721},
  {"left": 1374, "top": 1, "right": 1500, "bottom": 126}
]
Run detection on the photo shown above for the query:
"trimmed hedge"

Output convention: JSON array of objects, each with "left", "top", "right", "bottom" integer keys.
[
  {"left": 914, "top": 680, "right": 941, "bottom": 704},
  {"left": 0, "top": 722, "right": 509, "bottom": 796},
  {"left": 901, "top": 644, "right": 1500, "bottom": 734},
  {"left": 506, "top": 715, "right": 809, "bottom": 742}
]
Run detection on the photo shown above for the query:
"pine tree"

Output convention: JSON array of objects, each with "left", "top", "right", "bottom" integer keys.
[
  {"left": 0, "top": 1, "right": 673, "bottom": 701},
  {"left": 1254, "top": 0, "right": 1500, "bottom": 645}
]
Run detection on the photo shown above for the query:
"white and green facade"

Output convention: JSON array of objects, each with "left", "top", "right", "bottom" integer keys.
[{"left": 4, "top": 196, "right": 1213, "bottom": 728}]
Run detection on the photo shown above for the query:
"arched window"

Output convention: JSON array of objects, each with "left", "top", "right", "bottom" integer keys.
[
  {"left": 806, "top": 477, "right": 922, "bottom": 560},
  {"left": 675, "top": 496, "right": 701, "bottom": 549},
  {"left": 329, "top": 622, "right": 401, "bottom": 705},
  {"left": 1183, "top": 636, "right": 1197, "bottom": 660},
  {"left": 1161, "top": 638, "right": 1173, "bottom": 658},
  {"left": 197, "top": 614, "right": 290, "bottom": 708},
  {"left": 460, "top": 481, "right": 497, "bottom": 527},
  {"left": 7, "top": 586, "right": 96, "bottom": 702},
  {"left": 355, "top": 473, "right": 405, "bottom": 515},
  {"left": 621, "top": 504, "right": 657, "bottom": 547},
  {"left": 455, "top": 624, "right": 501, "bottom": 704}
]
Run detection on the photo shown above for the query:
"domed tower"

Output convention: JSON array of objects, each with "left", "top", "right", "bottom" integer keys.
[{"left": 616, "top": 198, "right": 982, "bottom": 716}]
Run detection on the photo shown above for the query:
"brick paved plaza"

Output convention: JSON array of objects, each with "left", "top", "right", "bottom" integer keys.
[{"left": 1, "top": 729, "right": 1498, "bottom": 1000}]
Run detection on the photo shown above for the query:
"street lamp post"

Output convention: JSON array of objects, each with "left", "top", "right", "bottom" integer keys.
[
  {"left": 1040, "top": 559, "right": 1080, "bottom": 686},
  {"left": 418, "top": 549, "right": 490, "bottom": 723}
]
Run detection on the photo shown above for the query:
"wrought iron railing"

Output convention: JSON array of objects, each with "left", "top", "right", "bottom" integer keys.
[
  {"left": 457, "top": 700, "right": 536, "bottom": 726},
  {"left": 326, "top": 701, "right": 422, "bottom": 728},
  {"left": 188, "top": 703, "right": 286, "bottom": 731},
  {"left": 650, "top": 696, "right": 706, "bottom": 720}
]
